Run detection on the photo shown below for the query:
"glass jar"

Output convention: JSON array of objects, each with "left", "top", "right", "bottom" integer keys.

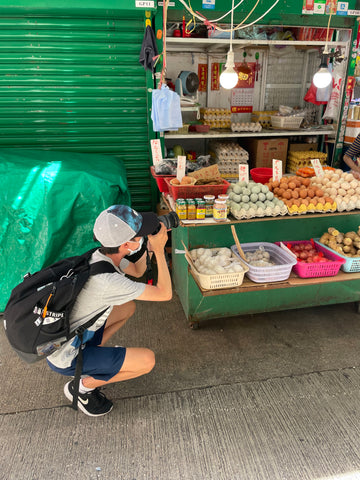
[
  {"left": 175, "top": 199, "right": 187, "bottom": 220},
  {"left": 203, "top": 195, "right": 215, "bottom": 217},
  {"left": 217, "top": 194, "right": 230, "bottom": 215},
  {"left": 186, "top": 199, "right": 196, "bottom": 220},
  {"left": 213, "top": 199, "right": 227, "bottom": 222},
  {"left": 196, "top": 200, "right": 206, "bottom": 220}
]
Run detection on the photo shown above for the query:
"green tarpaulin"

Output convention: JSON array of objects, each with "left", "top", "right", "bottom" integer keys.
[{"left": 0, "top": 149, "right": 131, "bottom": 311}]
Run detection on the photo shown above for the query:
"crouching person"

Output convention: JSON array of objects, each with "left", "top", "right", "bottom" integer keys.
[{"left": 46, "top": 205, "right": 172, "bottom": 416}]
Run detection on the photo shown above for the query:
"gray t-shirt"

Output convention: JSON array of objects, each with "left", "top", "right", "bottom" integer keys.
[{"left": 47, "top": 249, "right": 146, "bottom": 369}]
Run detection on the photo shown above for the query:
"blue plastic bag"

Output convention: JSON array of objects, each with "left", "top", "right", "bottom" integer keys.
[{"left": 151, "top": 84, "right": 183, "bottom": 132}]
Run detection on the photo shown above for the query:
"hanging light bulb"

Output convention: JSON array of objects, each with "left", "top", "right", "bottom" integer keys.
[
  {"left": 219, "top": 0, "right": 238, "bottom": 90},
  {"left": 313, "top": 55, "right": 332, "bottom": 88},
  {"left": 220, "top": 50, "right": 238, "bottom": 89}
]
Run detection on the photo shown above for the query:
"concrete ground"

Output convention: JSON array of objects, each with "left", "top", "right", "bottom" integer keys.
[{"left": 2, "top": 294, "right": 360, "bottom": 480}]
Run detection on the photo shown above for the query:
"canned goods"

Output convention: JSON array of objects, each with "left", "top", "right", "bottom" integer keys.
[
  {"left": 186, "top": 199, "right": 196, "bottom": 220},
  {"left": 196, "top": 200, "right": 206, "bottom": 220},
  {"left": 176, "top": 199, "right": 187, "bottom": 220}
]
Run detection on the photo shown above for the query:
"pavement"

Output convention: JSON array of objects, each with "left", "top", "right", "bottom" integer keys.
[{"left": 2, "top": 294, "right": 360, "bottom": 479}]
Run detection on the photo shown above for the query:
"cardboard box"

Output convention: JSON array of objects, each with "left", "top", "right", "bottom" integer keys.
[
  {"left": 288, "top": 143, "right": 318, "bottom": 151},
  {"left": 244, "top": 138, "right": 288, "bottom": 173}
]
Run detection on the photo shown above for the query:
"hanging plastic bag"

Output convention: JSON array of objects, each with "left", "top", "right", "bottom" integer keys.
[
  {"left": 151, "top": 84, "right": 183, "bottom": 132},
  {"left": 323, "top": 62, "right": 346, "bottom": 120},
  {"left": 304, "top": 82, "right": 328, "bottom": 105}
]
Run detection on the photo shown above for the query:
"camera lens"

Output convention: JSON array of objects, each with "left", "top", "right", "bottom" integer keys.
[{"left": 152, "top": 211, "right": 180, "bottom": 234}]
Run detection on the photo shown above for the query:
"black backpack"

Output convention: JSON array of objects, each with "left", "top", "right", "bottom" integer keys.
[{"left": 3, "top": 248, "right": 116, "bottom": 410}]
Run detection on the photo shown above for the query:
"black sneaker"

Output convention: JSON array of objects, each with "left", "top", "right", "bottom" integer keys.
[{"left": 64, "top": 380, "right": 113, "bottom": 417}]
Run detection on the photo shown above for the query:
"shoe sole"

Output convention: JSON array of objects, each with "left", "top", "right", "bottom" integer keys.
[{"left": 63, "top": 382, "right": 113, "bottom": 417}]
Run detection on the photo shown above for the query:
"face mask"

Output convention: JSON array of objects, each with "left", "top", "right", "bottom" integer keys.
[{"left": 127, "top": 237, "right": 144, "bottom": 255}]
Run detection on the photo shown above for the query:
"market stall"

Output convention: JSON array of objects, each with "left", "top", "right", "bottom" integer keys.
[{"left": 149, "top": 0, "right": 360, "bottom": 327}]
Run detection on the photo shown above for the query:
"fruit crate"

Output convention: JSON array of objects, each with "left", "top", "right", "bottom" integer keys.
[
  {"left": 165, "top": 177, "right": 230, "bottom": 200},
  {"left": 184, "top": 247, "right": 249, "bottom": 290},
  {"left": 231, "top": 242, "right": 297, "bottom": 283},
  {"left": 275, "top": 240, "right": 345, "bottom": 278},
  {"left": 314, "top": 239, "right": 360, "bottom": 273}
]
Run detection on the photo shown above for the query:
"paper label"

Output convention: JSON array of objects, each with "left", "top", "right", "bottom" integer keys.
[
  {"left": 150, "top": 139, "right": 163, "bottom": 167},
  {"left": 272, "top": 159, "right": 282, "bottom": 182},
  {"left": 177, "top": 156, "right": 186, "bottom": 182},
  {"left": 311, "top": 158, "right": 324, "bottom": 176},
  {"left": 238, "top": 164, "right": 249, "bottom": 183}
]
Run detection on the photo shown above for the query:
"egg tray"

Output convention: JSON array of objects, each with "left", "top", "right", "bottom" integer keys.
[
  {"left": 230, "top": 205, "right": 288, "bottom": 220},
  {"left": 286, "top": 201, "right": 337, "bottom": 215}
]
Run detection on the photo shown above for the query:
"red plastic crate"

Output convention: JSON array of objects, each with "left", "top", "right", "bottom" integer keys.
[
  {"left": 165, "top": 177, "right": 230, "bottom": 200},
  {"left": 150, "top": 166, "right": 175, "bottom": 193},
  {"left": 276, "top": 240, "right": 345, "bottom": 278}
]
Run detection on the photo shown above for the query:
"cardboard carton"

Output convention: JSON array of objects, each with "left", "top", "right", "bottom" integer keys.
[{"left": 243, "top": 138, "right": 288, "bottom": 173}]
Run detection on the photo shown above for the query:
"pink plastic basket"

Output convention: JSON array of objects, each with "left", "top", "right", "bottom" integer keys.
[{"left": 276, "top": 240, "right": 345, "bottom": 278}]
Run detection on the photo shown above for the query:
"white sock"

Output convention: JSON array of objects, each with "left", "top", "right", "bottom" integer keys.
[{"left": 78, "top": 378, "right": 94, "bottom": 394}]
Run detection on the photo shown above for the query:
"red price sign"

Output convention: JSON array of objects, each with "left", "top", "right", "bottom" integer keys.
[
  {"left": 311, "top": 158, "right": 324, "bottom": 177},
  {"left": 238, "top": 164, "right": 249, "bottom": 183},
  {"left": 272, "top": 159, "right": 282, "bottom": 182},
  {"left": 150, "top": 139, "right": 163, "bottom": 167},
  {"left": 211, "top": 63, "right": 220, "bottom": 91}
]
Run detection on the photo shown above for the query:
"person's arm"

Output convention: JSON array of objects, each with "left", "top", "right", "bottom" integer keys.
[
  {"left": 343, "top": 153, "right": 360, "bottom": 174},
  {"left": 123, "top": 251, "right": 147, "bottom": 278},
  {"left": 136, "top": 223, "right": 172, "bottom": 301}
]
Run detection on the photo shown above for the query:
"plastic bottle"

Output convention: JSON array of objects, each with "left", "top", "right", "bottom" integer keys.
[{"left": 213, "top": 199, "right": 227, "bottom": 222}]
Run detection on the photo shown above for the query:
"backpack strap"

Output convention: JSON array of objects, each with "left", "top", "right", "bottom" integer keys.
[{"left": 71, "top": 260, "right": 117, "bottom": 410}]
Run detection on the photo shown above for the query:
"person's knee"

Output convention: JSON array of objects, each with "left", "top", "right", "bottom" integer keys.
[{"left": 143, "top": 348, "right": 156, "bottom": 373}]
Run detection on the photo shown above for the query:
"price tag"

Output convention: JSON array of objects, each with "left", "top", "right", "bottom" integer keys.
[
  {"left": 238, "top": 164, "right": 249, "bottom": 183},
  {"left": 311, "top": 158, "right": 324, "bottom": 177},
  {"left": 177, "top": 156, "right": 186, "bottom": 182},
  {"left": 150, "top": 139, "right": 163, "bottom": 167},
  {"left": 272, "top": 159, "right": 282, "bottom": 182}
]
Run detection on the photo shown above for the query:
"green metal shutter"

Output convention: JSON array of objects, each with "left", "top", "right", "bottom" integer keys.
[{"left": 0, "top": 14, "right": 153, "bottom": 211}]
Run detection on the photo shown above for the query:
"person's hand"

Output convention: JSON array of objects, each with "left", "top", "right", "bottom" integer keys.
[{"left": 147, "top": 223, "right": 168, "bottom": 254}]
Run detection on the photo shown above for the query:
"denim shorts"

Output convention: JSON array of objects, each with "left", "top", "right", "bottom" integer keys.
[{"left": 47, "top": 324, "right": 126, "bottom": 381}]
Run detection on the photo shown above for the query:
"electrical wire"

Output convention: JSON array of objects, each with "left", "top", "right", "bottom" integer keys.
[{"left": 177, "top": 0, "right": 280, "bottom": 32}]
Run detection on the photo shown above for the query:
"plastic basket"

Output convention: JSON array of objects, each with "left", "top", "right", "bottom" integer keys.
[
  {"left": 185, "top": 247, "right": 249, "bottom": 290},
  {"left": 271, "top": 115, "right": 304, "bottom": 129},
  {"left": 314, "top": 239, "right": 360, "bottom": 273},
  {"left": 165, "top": 177, "right": 230, "bottom": 200},
  {"left": 275, "top": 240, "right": 345, "bottom": 278},
  {"left": 150, "top": 166, "right": 175, "bottom": 194},
  {"left": 231, "top": 242, "right": 297, "bottom": 283}
]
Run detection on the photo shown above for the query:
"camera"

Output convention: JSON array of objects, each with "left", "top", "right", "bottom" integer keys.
[{"left": 152, "top": 211, "right": 180, "bottom": 235}]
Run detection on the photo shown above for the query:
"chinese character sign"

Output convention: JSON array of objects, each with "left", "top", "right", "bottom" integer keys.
[
  {"left": 238, "top": 164, "right": 249, "bottom": 183},
  {"left": 272, "top": 159, "right": 282, "bottom": 182},
  {"left": 150, "top": 139, "right": 163, "bottom": 167},
  {"left": 211, "top": 63, "right": 220, "bottom": 90},
  {"left": 198, "top": 64, "right": 208, "bottom": 92}
]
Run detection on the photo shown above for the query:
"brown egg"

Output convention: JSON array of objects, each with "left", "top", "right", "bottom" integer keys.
[
  {"left": 315, "top": 189, "right": 324, "bottom": 197},
  {"left": 277, "top": 188, "right": 285, "bottom": 196},
  {"left": 292, "top": 190, "right": 299, "bottom": 199},
  {"left": 288, "top": 181, "right": 296, "bottom": 190},
  {"left": 283, "top": 190, "right": 292, "bottom": 200},
  {"left": 324, "top": 196, "right": 333, "bottom": 203},
  {"left": 312, "top": 196, "right": 319, "bottom": 204},
  {"left": 181, "top": 176, "right": 193, "bottom": 185},
  {"left": 301, "top": 198, "right": 309, "bottom": 206},
  {"left": 302, "top": 178, "right": 311, "bottom": 187},
  {"left": 293, "top": 199, "right": 301, "bottom": 207},
  {"left": 272, "top": 180, "right": 280, "bottom": 188},
  {"left": 318, "top": 197, "right": 326, "bottom": 205},
  {"left": 294, "top": 178, "right": 302, "bottom": 187},
  {"left": 274, "top": 187, "right": 280, "bottom": 195},
  {"left": 171, "top": 178, "right": 180, "bottom": 185},
  {"left": 299, "top": 189, "right": 307, "bottom": 199},
  {"left": 286, "top": 199, "right": 293, "bottom": 207},
  {"left": 307, "top": 188, "right": 315, "bottom": 198}
]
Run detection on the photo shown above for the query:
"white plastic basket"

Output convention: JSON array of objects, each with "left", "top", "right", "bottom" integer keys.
[
  {"left": 185, "top": 247, "right": 249, "bottom": 290},
  {"left": 231, "top": 242, "right": 297, "bottom": 283},
  {"left": 271, "top": 115, "right": 304, "bottom": 129}
]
